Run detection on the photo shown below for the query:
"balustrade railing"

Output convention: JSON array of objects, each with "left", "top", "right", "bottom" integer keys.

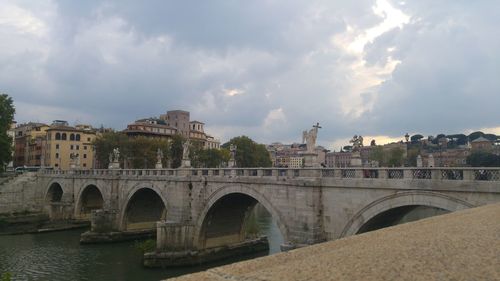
[{"left": 38, "top": 167, "right": 500, "bottom": 182}]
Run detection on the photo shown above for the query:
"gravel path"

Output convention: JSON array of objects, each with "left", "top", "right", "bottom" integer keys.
[{"left": 171, "top": 203, "right": 500, "bottom": 281}]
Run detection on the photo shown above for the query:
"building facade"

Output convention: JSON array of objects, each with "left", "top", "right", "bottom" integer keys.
[
  {"left": 160, "top": 110, "right": 191, "bottom": 138},
  {"left": 124, "top": 118, "right": 177, "bottom": 139},
  {"left": 13, "top": 122, "right": 49, "bottom": 167},
  {"left": 126, "top": 110, "right": 221, "bottom": 149},
  {"left": 43, "top": 121, "right": 96, "bottom": 170}
]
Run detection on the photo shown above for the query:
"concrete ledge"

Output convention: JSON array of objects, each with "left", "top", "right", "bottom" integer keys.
[{"left": 170, "top": 203, "right": 500, "bottom": 280}]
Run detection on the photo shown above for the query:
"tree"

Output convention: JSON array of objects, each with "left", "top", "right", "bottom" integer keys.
[
  {"left": 93, "top": 132, "right": 170, "bottom": 169},
  {"left": 483, "top": 134, "right": 497, "bottom": 142},
  {"left": 387, "top": 148, "right": 405, "bottom": 167},
  {"left": 195, "top": 148, "right": 230, "bottom": 168},
  {"left": 406, "top": 147, "right": 421, "bottom": 166},
  {"left": 447, "top": 134, "right": 467, "bottom": 146},
  {"left": 93, "top": 131, "right": 127, "bottom": 168},
  {"left": 0, "top": 94, "right": 15, "bottom": 172},
  {"left": 370, "top": 146, "right": 384, "bottom": 165},
  {"left": 468, "top": 131, "right": 484, "bottom": 142},
  {"left": 467, "top": 151, "right": 500, "bottom": 167},
  {"left": 222, "top": 136, "right": 272, "bottom": 167},
  {"left": 410, "top": 134, "right": 424, "bottom": 143},
  {"left": 170, "top": 134, "right": 184, "bottom": 169},
  {"left": 369, "top": 146, "right": 406, "bottom": 167}
]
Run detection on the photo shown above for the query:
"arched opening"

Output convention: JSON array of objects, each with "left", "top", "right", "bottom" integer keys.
[
  {"left": 61, "top": 133, "right": 67, "bottom": 140},
  {"left": 198, "top": 193, "right": 284, "bottom": 254},
  {"left": 356, "top": 205, "right": 450, "bottom": 234},
  {"left": 123, "top": 188, "right": 166, "bottom": 231},
  {"left": 55, "top": 132, "right": 61, "bottom": 140},
  {"left": 70, "top": 133, "right": 75, "bottom": 141},
  {"left": 46, "top": 183, "right": 63, "bottom": 202},
  {"left": 78, "top": 185, "right": 104, "bottom": 219}
]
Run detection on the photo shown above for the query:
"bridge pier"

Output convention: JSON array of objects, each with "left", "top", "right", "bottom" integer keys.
[{"left": 144, "top": 220, "right": 269, "bottom": 268}]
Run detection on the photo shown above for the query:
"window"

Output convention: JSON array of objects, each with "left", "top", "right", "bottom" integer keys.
[
  {"left": 70, "top": 134, "right": 75, "bottom": 141},
  {"left": 70, "top": 145, "right": 74, "bottom": 150},
  {"left": 56, "top": 144, "right": 59, "bottom": 149},
  {"left": 55, "top": 153, "right": 59, "bottom": 159},
  {"left": 87, "top": 137, "right": 91, "bottom": 141},
  {"left": 55, "top": 133, "right": 61, "bottom": 140},
  {"left": 62, "top": 133, "right": 67, "bottom": 140},
  {"left": 76, "top": 134, "right": 80, "bottom": 141},
  {"left": 76, "top": 145, "right": 79, "bottom": 150},
  {"left": 83, "top": 163, "right": 87, "bottom": 167},
  {"left": 83, "top": 146, "right": 87, "bottom": 150},
  {"left": 55, "top": 163, "right": 58, "bottom": 167},
  {"left": 83, "top": 154, "right": 87, "bottom": 159}
]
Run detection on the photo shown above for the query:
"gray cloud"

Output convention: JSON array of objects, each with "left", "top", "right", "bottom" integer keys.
[{"left": 2, "top": 0, "right": 500, "bottom": 148}]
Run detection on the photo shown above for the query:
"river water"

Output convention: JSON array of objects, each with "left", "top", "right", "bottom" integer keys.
[{"left": 0, "top": 216, "right": 283, "bottom": 281}]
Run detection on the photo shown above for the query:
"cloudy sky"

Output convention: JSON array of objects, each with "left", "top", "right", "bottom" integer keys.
[{"left": 2, "top": 0, "right": 500, "bottom": 149}]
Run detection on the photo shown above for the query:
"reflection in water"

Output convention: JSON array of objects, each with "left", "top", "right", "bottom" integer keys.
[{"left": 0, "top": 213, "right": 283, "bottom": 281}]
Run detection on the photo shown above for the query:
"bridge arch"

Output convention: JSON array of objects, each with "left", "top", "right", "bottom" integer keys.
[
  {"left": 45, "top": 182, "right": 64, "bottom": 203},
  {"left": 340, "top": 191, "right": 474, "bottom": 238},
  {"left": 193, "top": 184, "right": 289, "bottom": 250},
  {"left": 75, "top": 184, "right": 105, "bottom": 219},
  {"left": 120, "top": 185, "right": 168, "bottom": 231}
]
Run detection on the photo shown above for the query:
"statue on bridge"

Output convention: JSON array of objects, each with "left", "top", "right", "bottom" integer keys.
[
  {"left": 228, "top": 144, "right": 237, "bottom": 168},
  {"left": 302, "top": 122, "right": 321, "bottom": 153},
  {"left": 108, "top": 148, "right": 121, "bottom": 169},
  {"left": 70, "top": 153, "right": 80, "bottom": 169},
  {"left": 182, "top": 140, "right": 190, "bottom": 160},
  {"left": 181, "top": 140, "right": 191, "bottom": 168},
  {"left": 155, "top": 148, "right": 163, "bottom": 169},
  {"left": 349, "top": 135, "right": 364, "bottom": 151}
]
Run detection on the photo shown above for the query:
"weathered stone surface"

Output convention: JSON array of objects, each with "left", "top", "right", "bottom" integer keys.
[
  {"left": 144, "top": 237, "right": 269, "bottom": 268},
  {"left": 170, "top": 203, "right": 500, "bottom": 281},
  {"left": 2, "top": 168, "right": 500, "bottom": 253}
]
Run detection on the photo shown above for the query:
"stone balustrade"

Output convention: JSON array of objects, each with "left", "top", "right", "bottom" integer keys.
[{"left": 39, "top": 167, "right": 500, "bottom": 182}]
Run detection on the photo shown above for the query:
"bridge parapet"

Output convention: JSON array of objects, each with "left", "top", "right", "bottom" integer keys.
[{"left": 39, "top": 167, "right": 500, "bottom": 182}]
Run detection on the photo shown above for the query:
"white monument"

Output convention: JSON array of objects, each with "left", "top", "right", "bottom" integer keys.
[
  {"left": 302, "top": 123, "right": 321, "bottom": 167},
  {"left": 181, "top": 140, "right": 191, "bottom": 168},
  {"left": 108, "top": 148, "right": 121, "bottom": 169},
  {"left": 417, "top": 155, "right": 423, "bottom": 167},
  {"left": 228, "top": 144, "right": 237, "bottom": 168},
  {"left": 427, "top": 154, "right": 435, "bottom": 168},
  {"left": 70, "top": 153, "right": 80, "bottom": 169},
  {"left": 155, "top": 148, "right": 163, "bottom": 169}
]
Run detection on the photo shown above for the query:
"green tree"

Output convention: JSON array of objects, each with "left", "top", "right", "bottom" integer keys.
[
  {"left": 222, "top": 136, "right": 272, "bottom": 167},
  {"left": 370, "top": 146, "right": 406, "bottom": 167},
  {"left": 0, "top": 94, "right": 15, "bottom": 172},
  {"left": 93, "top": 131, "right": 127, "bottom": 168},
  {"left": 370, "top": 146, "right": 385, "bottom": 165},
  {"left": 406, "top": 147, "right": 421, "bottom": 166},
  {"left": 468, "top": 131, "right": 484, "bottom": 142},
  {"left": 467, "top": 151, "right": 500, "bottom": 167},
  {"left": 188, "top": 140, "right": 205, "bottom": 168},
  {"left": 483, "top": 134, "right": 497, "bottom": 142},
  {"left": 170, "top": 134, "right": 184, "bottom": 169},
  {"left": 387, "top": 148, "right": 405, "bottom": 167},
  {"left": 195, "top": 148, "right": 230, "bottom": 168},
  {"left": 410, "top": 134, "right": 424, "bottom": 143},
  {"left": 93, "top": 132, "right": 170, "bottom": 169}
]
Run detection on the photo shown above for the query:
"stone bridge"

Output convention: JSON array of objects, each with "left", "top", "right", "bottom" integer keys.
[{"left": 31, "top": 167, "right": 500, "bottom": 252}]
